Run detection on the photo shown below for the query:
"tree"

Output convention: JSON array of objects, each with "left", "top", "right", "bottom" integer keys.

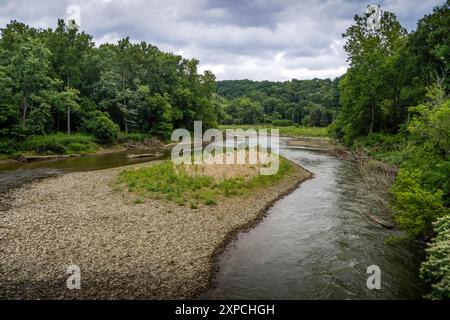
[
  {"left": 43, "top": 86, "right": 80, "bottom": 134},
  {"left": 8, "top": 38, "right": 52, "bottom": 126},
  {"left": 331, "top": 8, "right": 407, "bottom": 142}
]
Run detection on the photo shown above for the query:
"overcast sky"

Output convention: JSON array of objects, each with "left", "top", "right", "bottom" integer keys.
[{"left": 0, "top": 0, "right": 445, "bottom": 80}]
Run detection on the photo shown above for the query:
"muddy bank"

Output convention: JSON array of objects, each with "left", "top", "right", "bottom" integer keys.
[{"left": 0, "top": 160, "right": 310, "bottom": 299}]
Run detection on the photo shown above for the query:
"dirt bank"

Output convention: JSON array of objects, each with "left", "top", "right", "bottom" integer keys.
[{"left": 0, "top": 159, "right": 311, "bottom": 299}]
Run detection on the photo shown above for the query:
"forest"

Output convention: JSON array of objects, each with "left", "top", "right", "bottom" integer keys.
[
  {"left": 0, "top": 19, "right": 218, "bottom": 154},
  {"left": 216, "top": 78, "right": 340, "bottom": 127}
]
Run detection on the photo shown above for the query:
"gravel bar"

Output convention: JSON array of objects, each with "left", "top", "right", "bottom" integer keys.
[{"left": 0, "top": 160, "right": 311, "bottom": 299}]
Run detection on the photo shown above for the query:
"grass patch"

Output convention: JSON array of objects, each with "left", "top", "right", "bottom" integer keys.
[
  {"left": 20, "top": 133, "right": 98, "bottom": 155},
  {"left": 117, "top": 132, "right": 149, "bottom": 144},
  {"left": 218, "top": 124, "right": 328, "bottom": 138},
  {"left": 352, "top": 133, "right": 406, "bottom": 165},
  {"left": 117, "top": 156, "right": 293, "bottom": 206}
]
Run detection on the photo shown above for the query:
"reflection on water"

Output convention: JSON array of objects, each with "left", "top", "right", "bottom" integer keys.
[
  {"left": 0, "top": 149, "right": 168, "bottom": 192},
  {"left": 200, "top": 148, "right": 425, "bottom": 299}
]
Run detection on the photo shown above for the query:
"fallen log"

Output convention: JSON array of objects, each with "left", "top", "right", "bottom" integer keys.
[
  {"left": 22, "top": 154, "right": 81, "bottom": 161},
  {"left": 127, "top": 153, "right": 162, "bottom": 159},
  {"left": 365, "top": 213, "right": 395, "bottom": 229}
]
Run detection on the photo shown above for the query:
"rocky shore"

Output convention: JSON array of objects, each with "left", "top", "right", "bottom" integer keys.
[{"left": 0, "top": 160, "right": 311, "bottom": 299}]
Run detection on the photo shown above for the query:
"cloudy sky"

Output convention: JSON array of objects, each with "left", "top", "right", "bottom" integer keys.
[{"left": 0, "top": 0, "right": 445, "bottom": 80}]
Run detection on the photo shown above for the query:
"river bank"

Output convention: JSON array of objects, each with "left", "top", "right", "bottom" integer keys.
[{"left": 0, "top": 157, "right": 311, "bottom": 299}]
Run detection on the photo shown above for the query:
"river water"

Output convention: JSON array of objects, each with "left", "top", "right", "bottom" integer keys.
[
  {"left": 200, "top": 146, "right": 425, "bottom": 299},
  {"left": 0, "top": 141, "right": 425, "bottom": 299},
  {"left": 0, "top": 148, "right": 166, "bottom": 192}
]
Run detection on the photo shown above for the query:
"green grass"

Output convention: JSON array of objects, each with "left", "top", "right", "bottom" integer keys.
[
  {"left": 352, "top": 133, "right": 406, "bottom": 165},
  {"left": 20, "top": 133, "right": 98, "bottom": 155},
  {"left": 117, "top": 157, "right": 293, "bottom": 206},
  {"left": 117, "top": 132, "right": 150, "bottom": 144},
  {"left": 218, "top": 124, "right": 328, "bottom": 138}
]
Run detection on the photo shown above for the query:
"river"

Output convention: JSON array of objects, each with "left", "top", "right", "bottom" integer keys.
[
  {"left": 0, "top": 141, "right": 425, "bottom": 299},
  {"left": 199, "top": 145, "right": 425, "bottom": 299}
]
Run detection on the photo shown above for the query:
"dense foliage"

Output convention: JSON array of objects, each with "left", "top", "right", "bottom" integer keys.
[
  {"left": 332, "top": 2, "right": 449, "bottom": 299},
  {"left": 215, "top": 78, "right": 339, "bottom": 127},
  {"left": 0, "top": 19, "right": 217, "bottom": 152},
  {"left": 420, "top": 214, "right": 450, "bottom": 300}
]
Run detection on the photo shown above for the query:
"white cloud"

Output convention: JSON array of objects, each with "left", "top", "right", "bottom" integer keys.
[{"left": 0, "top": 0, "right": 445, "bottom": 80}]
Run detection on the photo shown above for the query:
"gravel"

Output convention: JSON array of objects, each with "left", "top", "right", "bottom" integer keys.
[{"left": 0, "top": 161, "right": 311, "bottom": 299}]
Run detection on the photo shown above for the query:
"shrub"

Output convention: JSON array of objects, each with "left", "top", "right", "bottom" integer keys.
[
  {"left": 81, "top": 112, "right": 119, "bottom": 144},
  {"left": 352, "top": 133, "right": 405, "bottom": 164},
  {"left": 271, "top": 119, "right": 294, "bottom": 127},
  {"left": 21, "top": 134, "right": 98, "bottom": 154},
  {"left": 420, "top": 214, "right": 450, "bottom": 299},
  {"left": 0, "top": 139, "right": 19, "bottom": 154},
  {"left": 392, "top": 169, "right": 449, "bottom": 238},
  {"left": 117, "top": 132, "right": 148, "bottom": 144}
]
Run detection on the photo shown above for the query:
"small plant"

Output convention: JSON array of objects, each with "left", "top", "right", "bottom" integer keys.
[
  {"left": 133, "top": 197, "right": 144, "bottom": 204},
  {"left": 190, "top": 201, "right": 198, "bottom": 209},
  {"left": 204, "top": 197, "right": 217, "bottom": 205}
]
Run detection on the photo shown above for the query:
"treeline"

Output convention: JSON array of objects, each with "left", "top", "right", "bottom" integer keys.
[
  {"left": 215, "top": 78, "right": 340, "bottom": 127},
  {"left": 0, "top": 19, "right": 218, "bottom": 152},
  {"left": 333, "top": 2, "right": 449, "bottom": 299}
]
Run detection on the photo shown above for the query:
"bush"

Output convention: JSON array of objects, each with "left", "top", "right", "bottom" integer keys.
[
  {"left": 352, "top": 133, "right": 405, "bottom": 164},
  {"left": 0, "top": 139, "right": 19, "bottom": 154},
  {"left": 81, "top": 112, "right": 119, "bottom": 144},
  {"left": 420, "top": 214, "right": 450, "bottom": 299},
  {"left": 392, "top": 169, "right": 449, "bottom": 238},
  {"left": 390, "top": 96, "right": 450, "bottom": 239},
  {"left": 21, "top": 134, "right": 98, "bottom": 154},
  {"left": 117, "top": 132, "right": 148, "bottom": 144},
  {"left": 271, "top": 119, "right": 294, "bottom": 127}
]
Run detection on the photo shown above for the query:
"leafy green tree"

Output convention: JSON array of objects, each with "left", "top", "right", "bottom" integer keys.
[
  {"left": 408, "top": 1, "right": 450, "bottom": 92},
  {"left": 81, "top": 111, "right": 119, "bottom": 144},
  {"left": 333, "top": 9, "right": 407, "bottom": 142},
  {"left": 8, "top": 38, "right": 53, "bottom": 126}
]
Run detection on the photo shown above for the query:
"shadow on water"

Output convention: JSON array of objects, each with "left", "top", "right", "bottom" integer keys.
[{"left": 200, "top": 148, "right": 425, "bottom": 299}]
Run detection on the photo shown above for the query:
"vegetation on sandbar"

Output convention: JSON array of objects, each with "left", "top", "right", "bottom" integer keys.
[{"left": 117, "top": 155, "right": 294, "bottom": 207}]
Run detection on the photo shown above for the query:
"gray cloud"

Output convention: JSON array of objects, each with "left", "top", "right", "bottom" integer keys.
[{"left": 0, "top": 0, "right": 445, "bottom": 80}]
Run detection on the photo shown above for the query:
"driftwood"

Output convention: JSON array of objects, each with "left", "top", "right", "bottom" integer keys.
[
  {"left": 282, "top": 146, "right": 329, "bottom": 152},
  {"left": 127, "top": 153, "right": 162, "bottom": 159},
  {"left": 20, "top": 154, "right": 81, "bottom": 162},
  {"left": 365, "top": 213, "right": 395, "bottom": 229}
]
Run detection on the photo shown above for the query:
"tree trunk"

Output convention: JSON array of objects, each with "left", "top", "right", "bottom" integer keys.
[
  {"left": 123, "top": 69, "right": 127, "bottom": 134},
  {"left": 67, "top": 106, "right": 71, "bottom": 135},
  {"left": 21, "top": 96, "right": 28, "bottom": 126},
  {"left": 369, "top": 103, "right": 375, "bottom": 134}
]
